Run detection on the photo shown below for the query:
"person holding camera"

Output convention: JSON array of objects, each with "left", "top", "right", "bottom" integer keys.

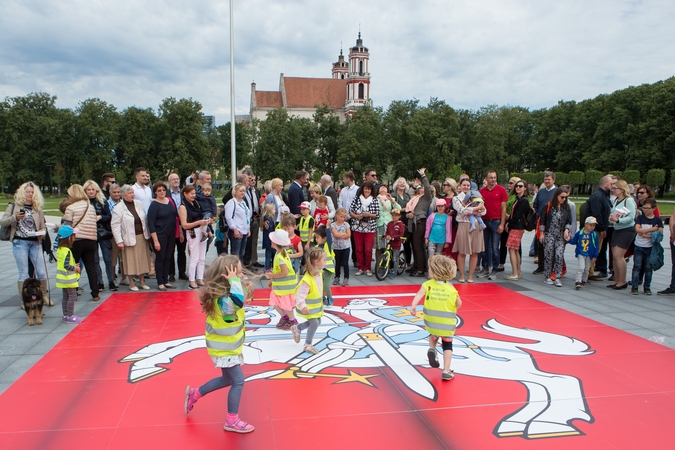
[{"left": 1, "top": 181, "right": 50, "bottom": 306}]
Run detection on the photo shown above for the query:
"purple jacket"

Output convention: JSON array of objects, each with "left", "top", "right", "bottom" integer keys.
[{"left": 424, "top": 212, "right": 453, "bottom": 243}]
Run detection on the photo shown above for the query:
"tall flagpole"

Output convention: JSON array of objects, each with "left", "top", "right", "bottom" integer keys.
[{"left": 229, "top": 0, "right": 237, "bottom": 184}]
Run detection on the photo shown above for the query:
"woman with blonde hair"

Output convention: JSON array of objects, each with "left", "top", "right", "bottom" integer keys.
[
  {"left": 0, "top": 181, "right": 51, "bottom": 305},
  {"left": 63, "top": 184, "right": 101, "bottom": 301},
  {"left": 83, "top": 179, "right": 115, "bottom": 292},
  {"left": 264, "top": 178, "right": 287, "bottom": 226},
  {"left": 607, "top": 180, "right": 636, "bottom": 290}
]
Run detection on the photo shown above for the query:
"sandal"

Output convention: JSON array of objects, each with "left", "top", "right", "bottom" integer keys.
[
  {"left": 223, "top": 418, "right": 255, "bottom": 434},
  {"left": 457, "top": 278, "right": 466, "bottom": 283},
  {"left": 467, "top": 279, "right": 474, "bottom": 283}
]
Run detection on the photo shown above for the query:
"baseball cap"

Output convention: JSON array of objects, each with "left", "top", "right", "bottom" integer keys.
[
  {"left": 585, "top": 216, "right": 598, "bottom": 225},
  {"left": 300, "top": 201, "right": 311, "bottom": 209}
]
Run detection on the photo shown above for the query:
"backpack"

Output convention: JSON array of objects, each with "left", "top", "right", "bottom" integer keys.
[
  {"left": 523, "top": 208, "right": 538, "bottom": 232},
  {"left": 218, "top": 202, "right": 237, "bottom": 233}
]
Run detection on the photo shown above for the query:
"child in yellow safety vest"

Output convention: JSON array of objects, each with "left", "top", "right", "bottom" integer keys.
[
  {"left": 311, "top": 226, "right": 335, "bottom": 305},
  {"left": 410, "top": 255, "right": 463, "bottom": 381},
  {"left": 291, "top": 246, "right": 326, "bottom": 355},
  {"left": 184, "top": 254, "right": 255, "bottom": 434},
  {"left": 282, "top": 215, "right": 303, "bottom": 276},
  {"left": 298, "top": 201, "right": 315, "bottom": 251},
  {"left": 265, "top": 229, "right": 298, "bottom": 331},
  {"left": 54, "top": 225, "right": 82, "bottom": 324}
]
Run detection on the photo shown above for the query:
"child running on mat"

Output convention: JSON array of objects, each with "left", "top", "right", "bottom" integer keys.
[
  {"left": 184, "top": 254, "right": 255, "bottom": 433},
  {"left": 410, "top": 255, "right": 462, "bottom": 380},
  {"left": 265, "top": 229, "right": 298, "bottom": 330},
  {"left": 291, "top": 246, "right": 326, "bottom": 354}
]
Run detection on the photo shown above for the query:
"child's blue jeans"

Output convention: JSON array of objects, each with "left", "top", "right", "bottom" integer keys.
[{"left": 631, "top": 245, "right": 653, "bottom": 288}]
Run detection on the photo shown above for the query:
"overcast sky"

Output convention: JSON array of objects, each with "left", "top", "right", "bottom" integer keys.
[{"left": 2, "top": 0, "right": 674, "bottom": 124}]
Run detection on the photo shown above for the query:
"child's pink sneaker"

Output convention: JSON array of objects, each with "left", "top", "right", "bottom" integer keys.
[
  {"left": 184, "top": 386, "right": 200, "bottom": 414},
  {"left": 223, "top": 418, "right": 255, "bottom": 433}
]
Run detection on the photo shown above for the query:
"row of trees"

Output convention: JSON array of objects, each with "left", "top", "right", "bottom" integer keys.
[{"left": 2, "top": 76, "right": 675, "bottom": 193}]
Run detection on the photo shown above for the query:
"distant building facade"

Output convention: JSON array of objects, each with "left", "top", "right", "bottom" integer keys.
[{"left": 250, "top": 33, "right": 371, "bottom": 123}]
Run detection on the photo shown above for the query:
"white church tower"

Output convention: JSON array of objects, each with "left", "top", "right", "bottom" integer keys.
[{"left": 344, "top": 32, "right": 371, "bottom": 115}]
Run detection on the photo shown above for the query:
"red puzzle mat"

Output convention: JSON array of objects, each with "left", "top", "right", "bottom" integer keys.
[{"left": 1, "top": 284, "right": 674, "bottom": 450}]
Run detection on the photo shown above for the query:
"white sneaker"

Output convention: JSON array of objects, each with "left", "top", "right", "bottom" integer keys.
[
  {"left": 544, "top": 278, "right": 554, "bottom": 285},
  {"left": 554, "top": 279, "right": 562, "bottom": 287}
]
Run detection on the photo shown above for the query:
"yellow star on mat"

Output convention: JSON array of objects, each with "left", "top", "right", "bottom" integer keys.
[{"left": 297, "top": 370, "right": 380, "bottom": 386}]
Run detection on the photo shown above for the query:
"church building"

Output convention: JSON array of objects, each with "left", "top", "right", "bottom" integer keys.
[{"left": 250, "top": 33, "right": 371, "bottom": 123}]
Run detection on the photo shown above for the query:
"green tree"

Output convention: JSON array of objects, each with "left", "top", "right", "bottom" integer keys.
[
  {"left": 621, "top": 170, "right": 640, "bottom": 184},
  {"left": 313, "top": 105, "right": 343, "bottom": 181},
  {"left": 117, "top": 107, "right": 160, "bottom": 183},
  {"left": 646, "top": 168, "right": 666, "bottom": 197},
  {"left": 585, "top": 169, "right": 603, "bottom": 193},
  {"left": 156, "top": 98, "right": 211, "bottom": 182},
  {"left": 338, "top": 105, "right": 384, "bottom": 178},
  {"left": 568, "top": 171, "right": 585, "bottom": 195}
]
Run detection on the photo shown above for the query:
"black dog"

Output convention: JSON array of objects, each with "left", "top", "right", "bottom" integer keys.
[{"left": 22, "top": 278, "right": 44, "bottom": 326}]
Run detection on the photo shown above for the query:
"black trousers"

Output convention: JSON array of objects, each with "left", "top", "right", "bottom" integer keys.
[
  {"left": 244, "top": 217, "right": 260, "bottom": 265},
  {"left": 71, "top": 239, "right": 99, "bottom": 298},
  {"left": 170, "top": 235, "right": 187, "bottom": 277},
  {"left": 403, "top": 229, "right": 413, "bottom": 266},
  {"left": 596, "top": 227, "right": 614, "bottom": 274},
  {"left": 412, "top": 218, "right": 427, "bottom": 273},
  {"left": 154, "top": 234, "right": 176, "bottom": 286},
  {"left": 334, "top": 248, "right": 351, "bottom": 281}
]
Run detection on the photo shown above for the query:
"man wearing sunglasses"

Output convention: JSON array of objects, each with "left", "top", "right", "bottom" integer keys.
[{"left": 585, "top": 175, "right": 614, "bottom": 281}]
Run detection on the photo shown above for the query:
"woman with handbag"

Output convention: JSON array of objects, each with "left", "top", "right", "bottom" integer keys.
[
  {"left": 607, "top": 180, "right": 637, "bottom": 290},
  {"left": 504, "top": 181, "right": 530, "bottom": 280},
  {"left": 111, "top": 185, "right": 152, "bottom": 291},
  {"left": 147, "top": 181, "right": 178, "bottom": 291},
  {"left": 84, "top": 180, "right": 115, "bottom": 292},
  {"left": 0, "top": 181, "right": 51, "bottom": 306},
  {"left": 63, "top": 184, "right": 101, "bottom": 301}
]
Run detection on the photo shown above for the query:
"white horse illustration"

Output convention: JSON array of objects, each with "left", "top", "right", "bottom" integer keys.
[{"left": 119, "top": 298, "right": 594, "bottom": 439}]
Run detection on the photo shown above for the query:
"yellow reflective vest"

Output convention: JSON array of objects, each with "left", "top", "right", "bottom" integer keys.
[
  {"left": 298, "top": 215, "right": 313, "bottom": 242},
  {"left": 55, "top": 247, "right": 79, "bottom": 289},
  {"left": 421, "top": 280, "right": 458, "bottom": 337},
  {"left": 272, "top": 252, "right": 297, "bottom": 295},
  {"left": 205, "top": 304, "right": 245, "bottom": 358},
  {"left": 295, "top": 272, "right": 324, "bottom": 320},
  {"left": 321, "top": 242, "right": 335, "bottom": 273}
]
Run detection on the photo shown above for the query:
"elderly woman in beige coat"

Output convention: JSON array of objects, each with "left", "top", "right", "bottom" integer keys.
[
  {"left": 63, "top": 184, "right": 101, "bottom": 301},
  {"left": 111, "top": 185, "right": 151, "bottom": 291}
]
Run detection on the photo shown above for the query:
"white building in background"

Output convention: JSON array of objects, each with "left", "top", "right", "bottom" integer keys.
[{"left": 250, "top": 33, "right": 372, "bottom": 123}]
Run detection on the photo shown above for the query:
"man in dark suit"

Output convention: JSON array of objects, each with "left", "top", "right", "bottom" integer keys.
[
  {"left": 242, "top": 169, "right": 263, "bottom": 267},
  {"left": 288, "top": 170, "right": 309, "bottom": 217},
  {"left": 320, "top": 174, "right": 338, "bottom": 208}
]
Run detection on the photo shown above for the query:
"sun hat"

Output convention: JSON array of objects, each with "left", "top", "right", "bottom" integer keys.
[
  {"left": 585, "top": 216, "right": 598, "bottom": 225},
  {"left": 270, "top": 229, "right": 291, "bottom": 246}
]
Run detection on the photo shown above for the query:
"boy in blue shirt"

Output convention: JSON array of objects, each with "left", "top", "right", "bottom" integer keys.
[
  {"left": 632, "top": 198, "right": 663, "bottom": 295},
  {"left": 568, "top": 216, "right": 600, "bottom": 290}
]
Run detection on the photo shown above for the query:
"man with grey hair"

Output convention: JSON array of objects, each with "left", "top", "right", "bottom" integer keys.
[
  {"left": 221, "top": 173, "right": 249, "bottom": 205},
  {"left": 242, "top": 169, "right": 262, "bottom": 267},
  {"left": 320, "top": 174, "right": 338, "bottom": 208},
  {"left": 532, "top": 171, "right": 557, "bottom": 275}
]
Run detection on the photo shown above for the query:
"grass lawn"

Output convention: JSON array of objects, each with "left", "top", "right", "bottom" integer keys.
[{"left": 42, "top": 197, "right": 66, "bottom": 217}]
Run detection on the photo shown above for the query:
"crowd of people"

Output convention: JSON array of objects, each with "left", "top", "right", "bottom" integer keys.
[
  {"left": 5, "top": 167, "right": 675, "bottom": 434},
  {"left": 3, "top": 167, "right": 675, "bottom": 318}
]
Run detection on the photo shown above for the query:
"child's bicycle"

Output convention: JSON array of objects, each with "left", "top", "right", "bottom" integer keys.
[{"left": 374, "top": 237, "right": 407, "bottom": 281}]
